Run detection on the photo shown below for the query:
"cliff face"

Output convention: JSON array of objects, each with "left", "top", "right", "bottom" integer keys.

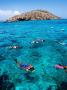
[{"left": 7, "top": 10, "right": 60, "bottom": 22}]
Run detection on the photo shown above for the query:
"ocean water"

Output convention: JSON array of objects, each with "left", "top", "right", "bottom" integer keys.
[{"left": 0, "top": 19, "right": 67, "bottom": 90}]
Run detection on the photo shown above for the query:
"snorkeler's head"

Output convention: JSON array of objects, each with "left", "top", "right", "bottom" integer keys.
[{"left": 29, "top": 66, "right": 35, "bottom": 72}]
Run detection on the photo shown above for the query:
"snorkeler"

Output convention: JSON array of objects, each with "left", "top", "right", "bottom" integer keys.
[
  {"left": 14, "top": 59, "right": 35, "bottom": 72},
  {"left": 31, "top": 38, "right": 45, "bottom": 48},
  {"left": 9, "top": 45, "right": 22, "bottom": 49},
  {"left": 31, "top": 39, "right": 45, "bottom": 44},
  {"left": 55, "top": 64, "right": 67, "bottom": 72}
]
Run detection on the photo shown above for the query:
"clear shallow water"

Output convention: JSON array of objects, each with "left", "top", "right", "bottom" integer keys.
[{"left": 0, "top": 20, "right": 67, "bottom": 90}]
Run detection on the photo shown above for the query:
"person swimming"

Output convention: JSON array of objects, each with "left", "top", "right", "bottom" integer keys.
[
  {"left": 31, "top": 39, "right": 45, "bottom": 44},
  {"left": 14, "top": 59, "right": 35, "bottom": 72},
  {"left": 9, "top": 45, "right": 22, "bottom": 49},
  {"left": 31, "top": 38, "right": 45, "bottom": 48},
  {"left": 55, "top": 64, "right": 67, "bottom": 72}
]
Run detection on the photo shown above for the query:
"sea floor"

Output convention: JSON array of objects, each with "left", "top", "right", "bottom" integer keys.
[{"left": 0, "top": 20, "right": 67, "bottom": 90}]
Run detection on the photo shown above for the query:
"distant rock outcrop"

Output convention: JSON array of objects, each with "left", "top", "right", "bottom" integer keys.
[{"left": 7, "top": 10, "right": 60, "bottom": 22}]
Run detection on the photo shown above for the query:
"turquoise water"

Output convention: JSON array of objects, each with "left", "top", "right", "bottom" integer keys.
[{"left": 0, "top": 20, "right": 67, "bottom": 90}]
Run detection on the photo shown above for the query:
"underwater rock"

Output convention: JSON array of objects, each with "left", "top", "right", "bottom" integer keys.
[
  {"left": 47, "top": 86, "right": 52, "bottom": 90},
  {"left": 0, "top": 55, "right": 5, "bottom": 61},
  {"left": 37, "top": 84, "right": 44, "bottom": 90},
  {"left": 30, "top": 50, "right": 42, "bottom": 61},
  {"left": 0, "top": 73, "right": 9, "bottom": 81},
  {"left": 24, "top": 72, "right": 39, "bottom": 83},
  {"left": 30, "top": 51, "right": 41, "bottom": 57},
  {"left": 57, "top": 81, "right": 67, "bottom": 90},
  {"left": 29, "top": 51, "right": 42, "bottom": 63},
  {"left": 0, "top": 74, "right": 15, "bottom": 90},
  {"left": 16, "top": 78, "right": 22, "bottom": 83},
  {"left": 16, "top": 75, "right": 23, "bottom": 83}
]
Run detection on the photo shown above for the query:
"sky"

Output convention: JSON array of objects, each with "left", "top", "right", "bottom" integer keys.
[{"left": 0, "top": 0, "right": 67, "bottom": 20}]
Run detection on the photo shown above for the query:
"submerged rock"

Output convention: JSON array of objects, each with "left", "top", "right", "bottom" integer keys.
[
  {"left": 57, "top": 81, "right": 67, "bottom": 90},
  {"left": 24, "top": 72, "right": 39, "bottom": 83},
  {"left": 30, "top": 50, "right": 41, "bottom": 58},
  {"left": 29, "top": 50, "right": 42, "bottom": 63},
  {"left": 0, "top": 74, "right": 15, "bottom": 90},
  {"left": 47, "top": 86, "right": 52, "bottom": 90},
  {"left": 0, "top": 55, "right": 5, "bottom": 61}
]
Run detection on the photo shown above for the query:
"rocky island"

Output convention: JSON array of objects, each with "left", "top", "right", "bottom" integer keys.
[{"left": 7, "top": 10, "right": 60, "bottom": 22}]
